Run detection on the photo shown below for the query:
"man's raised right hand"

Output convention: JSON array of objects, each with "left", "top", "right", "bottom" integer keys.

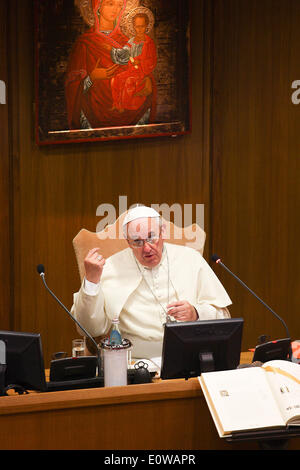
[{"left": 84, "top": 248, "right": 106, "bottom": 284}]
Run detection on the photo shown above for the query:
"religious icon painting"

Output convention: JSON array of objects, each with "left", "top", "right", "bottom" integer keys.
[{"left": 35, "top": 0, "right": 191, "bottom": 145}]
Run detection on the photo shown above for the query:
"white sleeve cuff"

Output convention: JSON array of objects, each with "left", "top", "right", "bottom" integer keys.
[
  {"left": 83, "top": 277, "right": 101, "bottom": 296},
  {"left": 195, "top": 304, "right": 231, "bottom": 320}
]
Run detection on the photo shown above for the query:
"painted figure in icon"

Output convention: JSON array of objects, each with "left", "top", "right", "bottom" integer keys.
[
  {"left": 109, "top": 11, "right": 157, "bottom": 118},
  {"left": 65, "top": 0, "right": 157, "bottom": 129}
]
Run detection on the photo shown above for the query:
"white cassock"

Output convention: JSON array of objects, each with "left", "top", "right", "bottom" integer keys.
[{"left": 71, "top": 242, "right": 232, "bottom": 359}]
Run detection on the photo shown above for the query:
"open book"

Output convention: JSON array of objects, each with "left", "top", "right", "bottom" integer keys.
[{"left": 199, "top": 360, "right": 300, "bottom": 438}]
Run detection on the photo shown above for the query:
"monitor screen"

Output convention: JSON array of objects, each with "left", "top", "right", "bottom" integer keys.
[
  {"left": 0, "top": 330, "right": 47, "bottom": 393},
  {"left": 161, "top": 318, "right": 244, "bottom": 380}
]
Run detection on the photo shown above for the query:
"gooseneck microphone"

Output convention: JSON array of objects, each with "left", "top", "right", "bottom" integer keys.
[
  {"left": 36, "top": 264, "right": 101, "bottom": 374},
  {"left": 211, "top": 255, "right": 290, "bottom": 340}
]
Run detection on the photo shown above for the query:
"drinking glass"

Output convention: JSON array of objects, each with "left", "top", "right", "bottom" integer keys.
[{"left": 72, "top": 338, "right": 85, "bottom": 357}]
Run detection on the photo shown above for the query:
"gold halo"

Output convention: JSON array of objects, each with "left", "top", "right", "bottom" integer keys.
[
  {"left": 75, "top": 0, "right": 141, "bottom": 27},
  {"left": 123, "top": 0, "right": 141, "bottom": 16},
  {"left": 120, "top": 6, "right": 154, "bottom": 38}
]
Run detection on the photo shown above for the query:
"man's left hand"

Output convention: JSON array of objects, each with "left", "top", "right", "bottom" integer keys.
[{"left": 166, "top": 300, "right": 198, "bottom": 321}]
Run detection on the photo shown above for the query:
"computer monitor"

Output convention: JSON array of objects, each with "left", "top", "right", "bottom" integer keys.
[
  {"left": 160, "top": 318, "right": 244, "bottom": 380},
  {"left": 0, "top": 330, "right": 47, "bottom": 393}
]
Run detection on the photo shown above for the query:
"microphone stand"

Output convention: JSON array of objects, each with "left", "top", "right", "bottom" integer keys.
[
  {"left": 212, "top": 255, "right": 291, "bottom": 361},
  {"left": 38, "top": 271, "right": 102, "bottom": 375}
]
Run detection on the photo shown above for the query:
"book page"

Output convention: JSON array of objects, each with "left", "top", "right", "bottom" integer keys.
[
  {"left": 199, "top": 367, "right": 285, "bottom": 436},
  {"left": 262, "top": 360, "right": 300, "bottom": 425}
]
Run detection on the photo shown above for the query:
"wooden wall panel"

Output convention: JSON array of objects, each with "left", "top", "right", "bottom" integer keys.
[
  {"left": 8, "top": 0, "right": 210, "bottom": 365},
  {"left": 211, "top": 0, "right": 300, "bottom": 349},
  {"left": 0, "top": 2, "right": 12, "bottom": 331},
  {"left": 4, "top": 0, "right": 299, "bottom": 363}
]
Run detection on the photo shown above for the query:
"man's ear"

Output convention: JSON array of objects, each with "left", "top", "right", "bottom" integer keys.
[
  {"left": 126, "top": 239, "right": 132, "bottom": 249},
  {"left": 161, "top": 223, "right": 167, "bottom": 239}
]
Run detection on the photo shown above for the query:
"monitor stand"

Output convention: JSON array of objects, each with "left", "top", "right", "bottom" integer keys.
[{"left": 199, "top": 352, "right": 215, "bottom": 373}]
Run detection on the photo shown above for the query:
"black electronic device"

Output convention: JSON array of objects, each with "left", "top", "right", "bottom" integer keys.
[
  {"left": 49, "top": 356, "right": 98, "bottom": 381},
  {"left": 160, "top": 318, "right": 244, "bottom": 380},
  {"left": 0, "top": 330, "right": 47, "bottom": 394},
  {"left": 252, "top": 338, "right": 291, "bottom": 363},
  {"left": 131, "top": 360, "right": 152, "bottom": 384}
]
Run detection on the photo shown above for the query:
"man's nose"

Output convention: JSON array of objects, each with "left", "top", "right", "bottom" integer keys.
[{"left": 143, "top": 242, "right": 152, "bottom": 252}]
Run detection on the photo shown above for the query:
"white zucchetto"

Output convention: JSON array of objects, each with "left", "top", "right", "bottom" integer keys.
[{"left": 122, "top": 206, "right": 161, "bottom": 227}]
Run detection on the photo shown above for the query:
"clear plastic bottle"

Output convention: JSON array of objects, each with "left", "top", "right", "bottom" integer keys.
[{"left": 109, "top": 318, "right": 122, "bottom": 346}]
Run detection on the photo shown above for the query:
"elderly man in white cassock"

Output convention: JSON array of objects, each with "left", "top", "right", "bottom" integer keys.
[{"left": 71, "top": 205, "right": 232, "bottom": 359}]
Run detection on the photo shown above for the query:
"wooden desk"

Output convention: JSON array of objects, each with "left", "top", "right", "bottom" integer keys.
[{"left": 0, "top": 354, "right": 299, "bottom": 450}]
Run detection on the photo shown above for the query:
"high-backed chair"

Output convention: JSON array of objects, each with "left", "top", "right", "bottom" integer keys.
[{"left": 72, "top": 211, "right": 206, "bottom": 353}]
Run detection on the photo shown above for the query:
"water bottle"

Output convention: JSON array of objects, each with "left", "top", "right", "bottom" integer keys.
[{"left": 109, "top": 318, "right": 122, "bottom": 346}]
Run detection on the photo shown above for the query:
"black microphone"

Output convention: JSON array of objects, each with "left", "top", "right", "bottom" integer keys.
[
  {"left": 36, "top": 264, "right": 101, "bottom": 374},
  {"left": 212, "top": 254, "right": 291, "bottom": 361}
]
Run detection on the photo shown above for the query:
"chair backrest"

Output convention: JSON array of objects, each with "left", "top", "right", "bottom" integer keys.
[{"left": 72, "top": 211, "right": 205, "bottom": 282}]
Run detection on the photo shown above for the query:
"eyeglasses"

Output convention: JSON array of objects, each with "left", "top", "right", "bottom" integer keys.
[{"left": 127, "top": 236, "right": 160, "bottom": 248}]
